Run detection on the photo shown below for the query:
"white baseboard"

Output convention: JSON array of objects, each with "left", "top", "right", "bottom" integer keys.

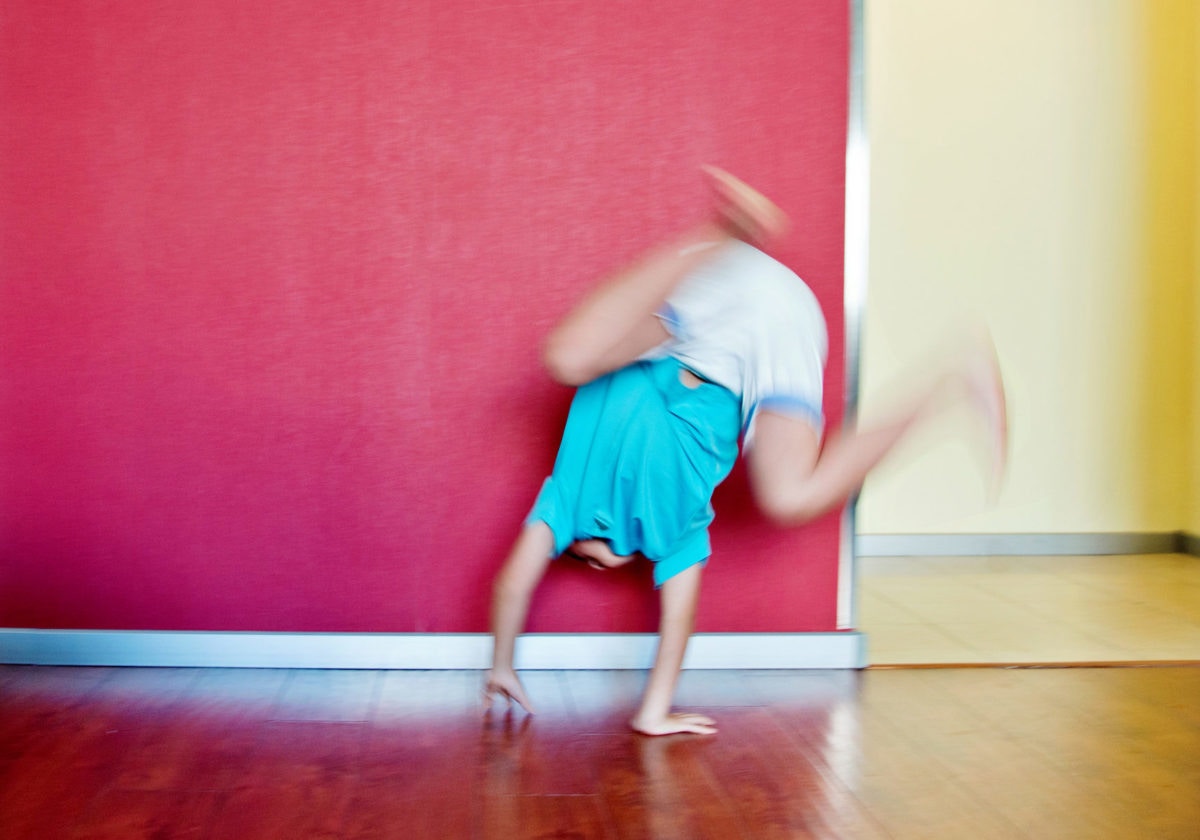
[
  {"left": 0, "top": 629, "right": 866, "bottom": 670},
  {"left": 856, "top": 532, "right": 1186, "bottom": 557}
]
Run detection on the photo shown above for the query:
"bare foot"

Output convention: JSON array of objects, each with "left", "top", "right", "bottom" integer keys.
[
  {"left": 702, "top": 165, "right": 789, "bottom": 246},
  {"left": 631, "top": 711, "right": 718, "bottom": 736},
  {"left": 962, "top": 329, "right": 1008, "bottom": 499}
]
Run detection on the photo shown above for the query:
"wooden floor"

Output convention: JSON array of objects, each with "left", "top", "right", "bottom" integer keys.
[
  {"left": 860, "top": 554, "right": 1200, "bottom": 664},
  {"left": 2, "top": 664, "right": 1199, "bottom": 839}
]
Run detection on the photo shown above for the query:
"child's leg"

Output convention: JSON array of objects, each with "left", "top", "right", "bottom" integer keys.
[
  {"left": 748, "top": 336, "right": 1008, "bottom": 524},
  {"left": 629, "top": 563, "right": 717, "bottom": 736},
  {"left": 543, "top": 167, "right": 787, "bottom": 387},
  {"left": 485, "top": 522, "right": 556, "bottom": 713}
]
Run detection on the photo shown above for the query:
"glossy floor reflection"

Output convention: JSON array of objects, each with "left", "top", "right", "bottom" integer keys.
[
  {"left": 859, "top": 553, "right": 1200, "bottom": 664},
  {"left": 1, "top": 665, "right": 1198, "bottom": 838}
]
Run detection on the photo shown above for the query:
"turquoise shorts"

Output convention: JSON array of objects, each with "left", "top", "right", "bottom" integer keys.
[{"left": 526, "top": 357, "right": 741, "bottom": 586}]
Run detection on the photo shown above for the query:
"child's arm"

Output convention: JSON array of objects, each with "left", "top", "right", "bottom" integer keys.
[
  {"left": 485, "top": 522, "right": 555, "bottom": 714},
  {"left": 629, "top": 564, "right": 718, "bottom": 735}
]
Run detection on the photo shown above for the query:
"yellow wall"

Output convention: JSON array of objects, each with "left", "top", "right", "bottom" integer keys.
[
  {"left": 1192, "top": 2, "right": 1200, "bottom": 538},
  {"left": 1144, "top": 0, "right": 1195, "bottom": 538},
  {"left": 858, "top": 0, "right": 1197, "bottom": 537}
]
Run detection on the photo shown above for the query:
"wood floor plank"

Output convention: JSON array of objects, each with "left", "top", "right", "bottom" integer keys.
[
  {"left": 992, "top": 668, "right": 1200, "bottom": 837},
  {"left": 237, "top": 720, "right": 367, "bottom": 788},
  {"left": 69, "top": 789, "right": 223, "bottom": 840},
  {"left": 0, "top": 666, "right": 112, "bottom": 712},
  {"left": 344, "top": 683, "right": 479, "bottom": 837},
  {"left": 177, "top": 667, "right": 291, "bottom": 722},
  {"left": 594, "top": 733, "right": 750, "bottom": 840},
  {"left": 270, "top": 668, "right": 381, "bottom": 722},
  {"left": 207, "top": 781, "right": 353, "bottom": 840},
  {"left": 81, "top": 669, "right": 287, "bottom": 796},
  {"left": 671, "top": 669, "right": 773, "bottom": 708},
  {"left": 3, "top": 664, "right": 1200, "bottom": 840},
  {"left": 83, "top": 667, "right": 203, "bottom": 715},
  {"left": 0, "top": 668, "right": 114, "bottom": 762},
  {"left": 787, "top": 673, "right": 1031, "bottom": 840},
  {"left": 338, "top": 788, "right": 476, "bottom": 839},
  {"left": 911, "top": 667, "right": 1200, "bottom": 839},
  {"left": 0, "top": 768, "right": 106, "bottom": 840},
  {"left": 558, "top": 670, "right": 648, "bottom": 734},
  {"left": 695, "top": 706, "right": 891, "bottom": 840},
  {"left": 479, "top": 721, "right": 605, "bottom": 796},
  {"left": 106, "top": 717, "right": 266, "bottom": 793},
  {"left": 868, "top": 669, "right": 1144, "bottom": 839},
  {"left": 372, "top": 669, "right": 478, "bottom": 722},
  {"left": 0, "top": 718, "right": 139, "bottom": 839},
  {"left": 479, "top": 793, "right": 613, "bottom": 840},
  {"left": 203, "top": 720, "right": 367, "bottom": 838}
]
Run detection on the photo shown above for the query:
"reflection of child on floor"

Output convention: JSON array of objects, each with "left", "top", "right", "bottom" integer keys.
[{"left": 485, "top": 167, "right": 1007, "bottom": 735}]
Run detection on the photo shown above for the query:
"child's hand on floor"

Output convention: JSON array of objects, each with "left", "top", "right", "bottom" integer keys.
[
  {"left": 630, "top": 711, "right": 718, "bottom": 736},
  {"left": 483, "top": 668, "right": 535, "bottom": 715}
]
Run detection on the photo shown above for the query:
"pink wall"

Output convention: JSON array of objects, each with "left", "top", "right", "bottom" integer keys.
[{"left": 1, "top": 1, "right": 848, "bottom": 633}]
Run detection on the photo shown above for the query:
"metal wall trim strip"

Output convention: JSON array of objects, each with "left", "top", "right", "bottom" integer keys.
[
  {"left": 0, "top": 630, "right": 867, "bottom": 670},
  {"left": 856, "top": 532, "right": 1187, "bottom": 557}
]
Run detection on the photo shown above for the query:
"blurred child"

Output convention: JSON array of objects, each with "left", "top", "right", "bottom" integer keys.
[{"left": 485, "top": 167, "right": 1006, "bottom": 735}]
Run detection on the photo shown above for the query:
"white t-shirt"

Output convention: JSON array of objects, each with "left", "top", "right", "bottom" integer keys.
[{"left": 643, "top": 240, "right": 828, "bottom": 446}]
